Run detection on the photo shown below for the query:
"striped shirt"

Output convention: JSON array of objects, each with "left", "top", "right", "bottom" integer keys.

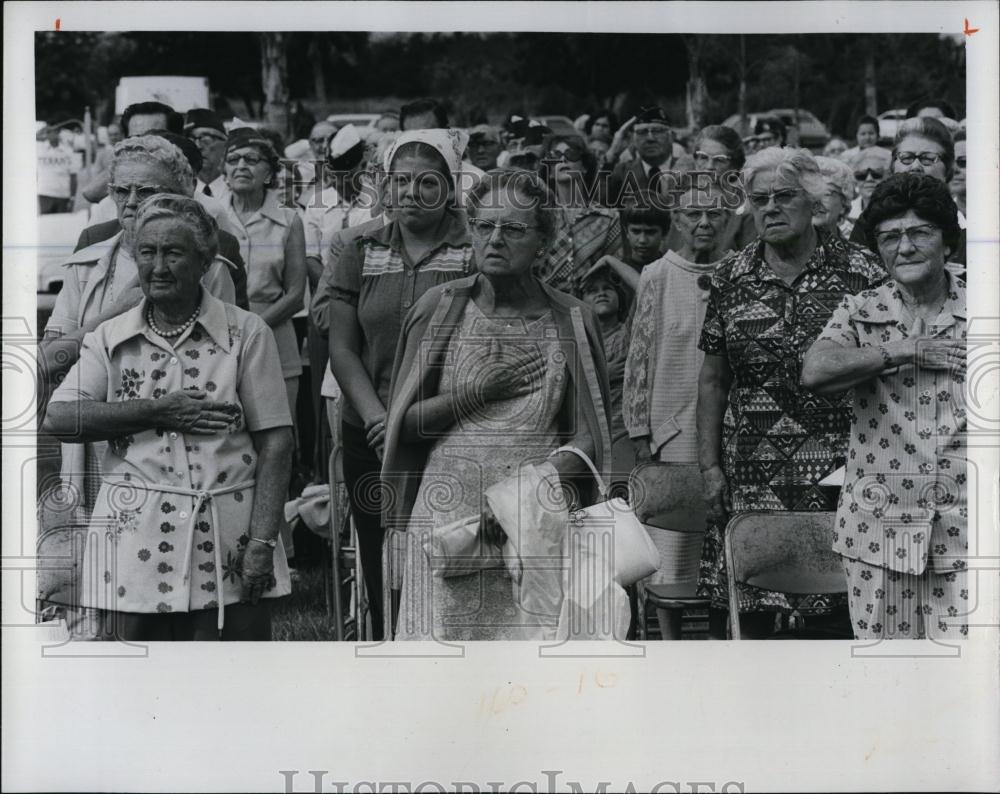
[{"left": 328, "top": 209, "right": 474, "bottom": 427}]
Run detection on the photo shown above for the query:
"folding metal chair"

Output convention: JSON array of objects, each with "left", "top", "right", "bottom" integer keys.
[
  {"left": 724, "top": 511, "right": 848, "bottom": 640},
  {"left": 629, "top": 462, "right": 710, "bottom": 640}
]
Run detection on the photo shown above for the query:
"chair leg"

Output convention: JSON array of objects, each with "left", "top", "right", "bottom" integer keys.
[{"left": 656, "top": 607, "right": 684, "bottom": 640}]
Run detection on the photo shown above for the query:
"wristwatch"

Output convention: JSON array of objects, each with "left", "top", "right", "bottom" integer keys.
[{"left": 249, "top": 536, "right": 277, "bottom": 549}]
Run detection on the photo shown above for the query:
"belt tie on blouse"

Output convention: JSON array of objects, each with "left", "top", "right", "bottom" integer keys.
[{"left": 136, "top": 479, "right": 255, "bottom": 636}]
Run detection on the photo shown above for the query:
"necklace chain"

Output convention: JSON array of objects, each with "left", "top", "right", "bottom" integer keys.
[{"left": 147, "top": 305, "right": 200, "bottom": 339}]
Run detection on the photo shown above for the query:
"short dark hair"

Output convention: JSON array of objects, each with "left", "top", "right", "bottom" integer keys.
[
  {"left": 584, "top": 109, "right": 619, "bottom": 136},
  {"left": 399, "top": 98, "right": 449, "bottom": 130},
  {"left": 695, "top": 125, "right": 746, "bottom": 171},
  {"left": 905, "top": 98, "right": 957, "bottom": 120},
  {"left": 468, "top": 169, "right": 556, "bottom": 245},
  {"left": 893, "top": 117, "right": 955, "bottom": 181},
  {"left": 621, "top": 190, "right": 671, "bottom": 232},
  {"left": 121, "top": 101, "right": 183, "bottom": 136},
  {"left": 857, "top": 115, "right": 880, "bottom": 133},
  {"left": 860, "top": 172, "right": 961, "bottom": 256}
]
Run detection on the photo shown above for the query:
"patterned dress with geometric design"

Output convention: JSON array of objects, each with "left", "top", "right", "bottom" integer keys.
[{"left": 696, "top": 233, "right": 886, "bottom": 612}]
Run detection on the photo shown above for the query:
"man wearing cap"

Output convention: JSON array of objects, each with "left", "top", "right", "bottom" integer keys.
[
  {"left": 466, "top": 124, "right": 502, "bottom": 171},
  {"left": 608, "top": 106, "right": 692, "bottom": 207},
  {"left": 753, "top": 117, "right": 786, "bottom": 149},
  {"left": 185, "top": 108, "right": 229, "bottom": 198},
  {"left": 498, "top": 116, "right": 550, "bottom": 172}
]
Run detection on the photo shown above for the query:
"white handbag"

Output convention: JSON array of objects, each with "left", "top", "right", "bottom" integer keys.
[{"left": 549, "top": 445, "right": 660, "bottom": 587}]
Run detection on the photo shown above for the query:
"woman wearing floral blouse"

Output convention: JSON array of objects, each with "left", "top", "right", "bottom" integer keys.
[
  {"left": 803, "top": 173, "right": 967, "bottom": 640},
  {"left": 44, "top": 196, "right": 293, "bottom": 640}
]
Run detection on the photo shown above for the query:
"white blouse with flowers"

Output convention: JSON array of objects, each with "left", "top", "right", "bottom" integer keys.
[{"left": 49, "top": 292, "right": 293, "bottom": 614}]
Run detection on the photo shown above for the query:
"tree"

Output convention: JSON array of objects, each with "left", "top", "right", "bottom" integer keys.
[
  {"left": 683, "top": 35, "right": 709, "bottom": 130},
  {"left": 260, "top": 33, "right": 290, "bottom": 136}
]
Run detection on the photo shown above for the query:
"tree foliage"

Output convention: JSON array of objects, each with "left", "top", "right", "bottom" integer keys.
[{"left": 35, "top": 31, "right": 964, "bottom": 135}]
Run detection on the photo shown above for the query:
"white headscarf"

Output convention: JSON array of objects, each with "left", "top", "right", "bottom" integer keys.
[{"left": 382, "top": 128, "right": 469, "bottom": 177}]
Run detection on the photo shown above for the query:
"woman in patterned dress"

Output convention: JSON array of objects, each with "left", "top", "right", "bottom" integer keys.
[
  {"left": 803, "top": 173, "right": 967, "bottom": 640},
  {"left": 382, "top": 170, "right": 612, "bottom": 641},
  {"left": 696, "top": 147, "right": 886, "bottom": 638},
  {"left": 43, "top": 196, "right": 294, "bottom": 640}
]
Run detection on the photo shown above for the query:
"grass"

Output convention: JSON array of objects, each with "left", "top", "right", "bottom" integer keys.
[{"left": 271, "top": 565, "right": 344, "bottom": 641}]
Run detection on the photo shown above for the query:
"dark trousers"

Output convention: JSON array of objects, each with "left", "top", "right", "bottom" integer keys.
[
  {"left": 101, "top": 602, "right": 272, "bottom": 641},
  {"left": 342, "top": 420, "right": 385, "bottom": 640}
]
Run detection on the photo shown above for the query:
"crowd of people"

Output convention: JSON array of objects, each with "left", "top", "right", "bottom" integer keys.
[{"left": 38, "top": 93, "right": 969, "bottom": 642}]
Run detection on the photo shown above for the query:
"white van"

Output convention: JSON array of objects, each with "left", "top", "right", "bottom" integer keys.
[{"left": 115, "top": 76, "right": 210, "bottom": 115}]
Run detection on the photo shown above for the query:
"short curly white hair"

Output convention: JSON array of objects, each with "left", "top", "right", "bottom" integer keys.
[
  {"left": 814, "top": 155, "right": 857, "bottom": 203},
  {"left": 741, "top": 146, "right": 827, "bottom": 206},
  {"left": 110, "top": 135, "right": 196, "bottom": 197}
]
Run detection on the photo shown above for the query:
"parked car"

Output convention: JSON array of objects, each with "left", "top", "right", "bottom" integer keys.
[
  {"left": 721, "top": 109, "right": 830, "bottom": 151},
  {"left": 325, "top": 113, "right": 379, "bottom": 128},
  {"left": 536, "top": 115, "right": 585, "bottom": 142},
  {"left": 876, "top": 108, "right": 907, "bottom": 144},
  {"left": 36, "top": 209, "right": 90, "bottom": 337}
]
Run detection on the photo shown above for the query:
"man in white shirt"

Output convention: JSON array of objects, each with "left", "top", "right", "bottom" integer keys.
[{"left": 37, "top": 126, "right": 80, "bottom": 214}]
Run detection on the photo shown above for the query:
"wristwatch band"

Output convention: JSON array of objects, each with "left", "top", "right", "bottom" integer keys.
[{"left": 249, "top": 537, "right": 277, "bottom": 549}]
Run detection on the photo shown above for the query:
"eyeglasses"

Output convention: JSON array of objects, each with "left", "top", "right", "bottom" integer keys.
[
  {"left": 633, "top": 124, "right": 670, "bottom": 138},
  {"left": 108, "top": 183, "right": 170, "bottom": 203},
  {"left": 468, "top": 218, "right": 540, "bottom": 241},
  {"left": 956, "top": 156, "right": 967, "bottom": 168},
  {"left": 225, "top": 153, "right": 265, "bottom": 167},
  {"left": 547, "top": 147, "right": 583, "bottom": 162},
  {"left": 854, "top": 167, "right": 885, "bottom": 181},
  {"left": 874, "top": 224, "right": 940, "bottom": 250},
  {"left": 694, "top": 151, "right": 733, "bottom": 167},
  {"left": 747, "top": 188, "right": 802, "bottom": 209},
  {"left": 895, "top": 151, "right": 943, "bottom": 167},
  {"left": 190, "top": 132, "right": 226, "bottom": 146}
]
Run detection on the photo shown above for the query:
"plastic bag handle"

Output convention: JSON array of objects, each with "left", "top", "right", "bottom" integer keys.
[{"left": 548, "top": 445, "right": 609, "bottom": 500}]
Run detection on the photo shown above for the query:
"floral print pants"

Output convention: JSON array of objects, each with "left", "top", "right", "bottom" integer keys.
[{"left": 841, "top": 556, "right": 969, "bottom": 639}]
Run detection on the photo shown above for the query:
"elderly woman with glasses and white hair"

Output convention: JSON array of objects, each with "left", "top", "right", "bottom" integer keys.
[
  {"left": 695, "top": 146, "right": 886, "bottom": 638},
  {"left": 40, "top": 138, "right": 240, "bottom": 595},
  {"left": 814, "top": 155, "right": 857, "bottom": 239},
  {"left": 43, "top": 195, "right": 294, "bottom": 641}
]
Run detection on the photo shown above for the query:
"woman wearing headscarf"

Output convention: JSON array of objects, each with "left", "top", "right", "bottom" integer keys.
[
  {"left": 696, "top": 147, "right": 886, "bottom": 638},
  {"left": 43, "top": 195, "right": 293, "bottom": 640},
  {"left": 382, "top": 169, "right": 612, "bottom": 641},
  {"left": 326, "top": 128, "right": 475, "bottom": 638},
  {"left": 218, "top": 127, "right": 307, "bottom": 421}
]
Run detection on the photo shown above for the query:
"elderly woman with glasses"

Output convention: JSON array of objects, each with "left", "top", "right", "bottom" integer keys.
[
  {"left": 382, "top": 169, "right": 612, "bottom": 640},
  {"left": 696, "top": 147, "right": 885, "bottom": 638},
  {"left": 851, "top": 117, "right": 965, "bottom": 265},
  {"left": 803, "top": 173, "right": 967, "bottom": 640},
  {"left": 814, "top": 156, "right": 857, "bottom": 238},
  {"left": 40, "top": 138, "right": 239, "bottom": 590},
  {"left": 533, "top": 135, "right": 623, "bottom": 295},
  {"left": 43, "top": 195, "right": 294, "bottom": 640},
  {"left": 218, "top": 127, "right": 307, "bottom": 422}
]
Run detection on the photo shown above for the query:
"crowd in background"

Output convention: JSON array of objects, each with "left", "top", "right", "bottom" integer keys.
[{"left": 37, "top": 92, "right": 970, "bottom": 642}]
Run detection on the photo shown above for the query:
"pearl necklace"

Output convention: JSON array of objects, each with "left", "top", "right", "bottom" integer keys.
[{"left": 147, "top": 305, "right": 200, "bottom": 339}]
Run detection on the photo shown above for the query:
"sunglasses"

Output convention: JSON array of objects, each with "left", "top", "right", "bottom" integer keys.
[
  {"left": 547, "top": 146, "right": 584, "bottom": 162},
  {"left": 854, "top": 168, "right": 885, "bottom": 181}
]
